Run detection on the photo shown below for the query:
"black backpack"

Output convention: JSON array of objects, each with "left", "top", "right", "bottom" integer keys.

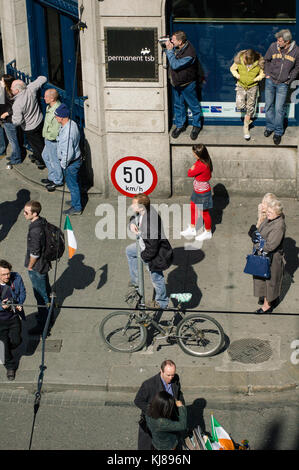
[{"left": 42, "top": 219, "right": 65, "bottom": 262}]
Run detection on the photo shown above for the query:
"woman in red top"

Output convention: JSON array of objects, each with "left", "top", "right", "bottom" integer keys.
[{"left": 181, "top": 144, "right": 213, "bottom": 241}]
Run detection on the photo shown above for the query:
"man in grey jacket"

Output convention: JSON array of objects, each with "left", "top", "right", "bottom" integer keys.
[
  {"left": 10, "top": 76, "right": 47, "bottom": 168},
  {"left": 264, "top": 29, "right": 299, "bottom": 145}
]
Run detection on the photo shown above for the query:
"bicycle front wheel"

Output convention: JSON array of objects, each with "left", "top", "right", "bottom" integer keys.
[
  {"left": 177, "top": 314, "right": 224, "bottom": 357},
  {"left": 100, "top": 311, "right": 147, "bottom": 353}
]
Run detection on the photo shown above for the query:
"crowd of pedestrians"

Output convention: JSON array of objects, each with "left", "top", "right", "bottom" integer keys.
[{"left": 0, "top": 75, "right": 83, "bottom": 216}]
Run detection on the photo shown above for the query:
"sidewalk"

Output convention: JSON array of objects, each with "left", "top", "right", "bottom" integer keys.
[{"left": 0, "top": 155, "right": 298, "bottom": 401}]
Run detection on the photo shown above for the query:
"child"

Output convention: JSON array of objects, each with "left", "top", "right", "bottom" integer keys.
[
  {"left": 180, "top": 144, "right": 213, "bottom": 242},
  {"left": 230, "top": 49, "right": 265, "bottom": 140}
]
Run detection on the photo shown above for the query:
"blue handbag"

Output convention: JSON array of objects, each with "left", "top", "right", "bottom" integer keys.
[{"left": 244, "top": 238, "right": 271, "bottom": 279}]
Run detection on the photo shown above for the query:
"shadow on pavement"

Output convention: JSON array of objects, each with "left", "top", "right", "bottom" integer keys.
[{"left": 0, "top": 189, "right": 31, "bottom": 242}]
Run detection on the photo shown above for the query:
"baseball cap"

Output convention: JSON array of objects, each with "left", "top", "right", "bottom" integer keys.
[{"left": 54, "top": 103, "right": 70, "bottom": 118}]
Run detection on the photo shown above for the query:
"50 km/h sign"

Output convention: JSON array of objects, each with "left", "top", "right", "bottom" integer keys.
[{"left": 111, "top": 156, "right": 158, "bottom": 197}]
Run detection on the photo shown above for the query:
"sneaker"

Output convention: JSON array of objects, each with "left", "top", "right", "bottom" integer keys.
[
  {"left": 195, "top": 230, "right": 212, "bottom": 241},
  {"left": 63, "top": 207, "right": 82, "bottom": 216},
  {"left": 46, "top": 182, "right": 64, "bottom": 192},
  {"left": 6, "top": 164, "right": 12, "bottom": 169},
  {"left": 180, "top": 225, "right": 196, "bottom": 238},
  {"left": 190, "top": 126, "right": 201, "bottom": 140},
  {"left": 171, "top": 127, "right": 185, "bottom": 139},
  {"left": 273, "top": 134, "right": 281, "bottom": 145},
  {"left": 264, "top": 129, "right": 273, "bottom": 137}
]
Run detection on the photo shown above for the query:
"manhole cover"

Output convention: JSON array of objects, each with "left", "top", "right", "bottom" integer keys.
[
  {"left": 228, "top": 338, "right": 273, "bottom": 364},
  {"left": 37, "top": 339, "right": 63, "bottom": 353}
]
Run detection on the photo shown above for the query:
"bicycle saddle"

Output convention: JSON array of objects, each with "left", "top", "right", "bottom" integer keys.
[{"left": 170, "top": 293, "right": 192, "bottom": 303}]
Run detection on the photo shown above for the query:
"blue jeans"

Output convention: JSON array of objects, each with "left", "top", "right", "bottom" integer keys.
[
  {"left": 3, "top": 122, "right": 22, "bottom": 164},
  {"left": 265, "top": 78, "right": 289, "bottom": 136},
  {"left": 42, "top": 139, "right": 63, "bottom": 184},
  {"left": 0, "top": 125, "right": 7, "bottom": 155},
  {"left": 28, "top": 270, "right": 51, "bottom": 326},
  {"left": 126, "top": 242, "right": 169, "bottom": 309},
  {"left": 173, "top": 81, "right": 202, "bottom": 128},
  {"left": 65, "top": 158, "right": 82, "bottom": 211}
]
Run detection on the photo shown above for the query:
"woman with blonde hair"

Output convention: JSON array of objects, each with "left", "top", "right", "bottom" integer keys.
[
  {"left": 248, "top": 198, "right": 286, "bottom": 313},
  {"left": 257, "top": 192, "right": 277, "bottom": 228}
]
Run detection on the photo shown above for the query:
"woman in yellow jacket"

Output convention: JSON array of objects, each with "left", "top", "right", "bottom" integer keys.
[{"left": 230, "top": 49, "right": 265, "bottom": 140}]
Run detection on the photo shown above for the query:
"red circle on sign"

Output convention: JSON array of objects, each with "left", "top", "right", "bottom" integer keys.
[{"left": 111, "top": 156, "right": 158, "bottom": 197}]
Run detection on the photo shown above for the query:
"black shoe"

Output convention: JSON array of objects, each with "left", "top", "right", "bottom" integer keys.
[
  {"left": 273, "top": 134, "right": 281, "bottom": 145},
  {"left": 190, "top": 126, "right": 201, "bottom": 140},
  {"left": 37, "top": 164, "right": 46, "bottom": 170},
  {"left": 6, "top": 369, "right": 16, "bottom": 381},
  {"left": 258, "top": 297, "right": 264, "bottom": 305},
  {"left": 264, "top": 129, "right": 273, "bottom": 137},
  {"left": 46, "top": 182, "right": 63, "bottom": 192},
  {"left": 255, "top": 307, "right": 273, "bottom": 314},
  {"left": 29, "top": 156, "right": 36, "bottom": 163},
  {"left": 171, "top": 127, "right": 185, "bottom": 139},
  {"left": 41, "top": 178, "right": 52, "bottom": 185},
  {"left": 63, "top": 207, "right": 82, "bottom": 216}
]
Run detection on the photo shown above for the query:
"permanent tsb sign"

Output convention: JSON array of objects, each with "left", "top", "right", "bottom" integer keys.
[{"left": 105, "top": 27, "right": 159, "bottom": 81}]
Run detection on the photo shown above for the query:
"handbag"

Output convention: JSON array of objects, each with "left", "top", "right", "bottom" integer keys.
[{"left": 244, "top": 248, "right": 271, "bottom": 279}]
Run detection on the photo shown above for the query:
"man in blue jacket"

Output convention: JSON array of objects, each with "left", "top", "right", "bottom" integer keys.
[
  {"left": 165, "top": 31, "right": 202, "bottom": 140},
  {"left": 54, "top": 104, "right": 82, "bottom": 215},
  {"left": 264, "top": 29, "right": 299, "bottom": 145},
  {"left": 0, "top": 259, "right": 26, "bottom": 381}
]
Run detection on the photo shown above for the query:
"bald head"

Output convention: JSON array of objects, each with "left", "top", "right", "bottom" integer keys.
[
  {"left": 11, "top": 79, "right": 26, "bottom": 95},
  {"left": 44, "top": 88, "right": 59, "bottom": 105}
]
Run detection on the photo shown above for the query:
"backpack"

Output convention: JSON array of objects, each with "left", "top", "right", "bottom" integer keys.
[{"left": 42, "top": 219, "right": 65, "bottom": 262}]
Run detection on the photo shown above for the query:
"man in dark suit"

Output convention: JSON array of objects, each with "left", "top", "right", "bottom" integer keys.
[{"left": 134, "top": 359, "right": 185, "bottom": 450}]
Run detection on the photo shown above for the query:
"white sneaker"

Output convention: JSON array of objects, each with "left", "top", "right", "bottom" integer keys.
[
  {"left": 195, "top": 230, "right": 212, "bottom": 241},
  {"left": 180, "top": 225, "right": 196, "bottom": 238}
]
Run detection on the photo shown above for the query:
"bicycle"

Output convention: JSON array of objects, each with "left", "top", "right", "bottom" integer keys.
[{"left": 99, "top": 290, "right": 224, "bottom": 357}]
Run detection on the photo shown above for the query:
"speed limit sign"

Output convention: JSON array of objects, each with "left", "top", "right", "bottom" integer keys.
[{"left": 111, "top": 156, "right": 158, "bottom": 197}]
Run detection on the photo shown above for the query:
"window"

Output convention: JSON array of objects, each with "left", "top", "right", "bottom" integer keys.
[{"left": 172, "top": 0, "right": 296, "bottom": 21}]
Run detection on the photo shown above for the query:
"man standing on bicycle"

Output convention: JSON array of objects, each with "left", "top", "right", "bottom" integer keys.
[{"left": 126, "top": 193, "right": 173, "bottom": 309}]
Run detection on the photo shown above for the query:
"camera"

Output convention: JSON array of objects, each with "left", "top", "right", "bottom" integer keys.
[
  {"left": 158, "top": 36, "right": 170, "bottom": 48},
  {"left": 2, "top": 298, "right": 16, "bottom": 314}
]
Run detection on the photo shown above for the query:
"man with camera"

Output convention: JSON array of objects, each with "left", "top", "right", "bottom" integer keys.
[
  {"left": 0, "top": 259, "right": 26, "bottom": 381},
  {"left": 163, "top": 31, "right": 202, "bottom": 140}
]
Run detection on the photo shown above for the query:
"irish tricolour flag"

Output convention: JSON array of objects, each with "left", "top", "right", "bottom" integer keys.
[
  {"left": 211, "top": 415, "right": 235, "bottom": 450},
  {"left": 64, "top": 215, "right": 77, "bottom": 258}
]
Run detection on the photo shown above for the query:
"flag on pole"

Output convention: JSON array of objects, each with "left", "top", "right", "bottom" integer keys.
[
  {"left": 211, "top": 414, "right": 235, "bottom": 450},
  {"left": 204, "top": 435, "right": 221, "bottom": 450},
  {"left": 64, "top": 215, "right": 77, "bottom": 258}
]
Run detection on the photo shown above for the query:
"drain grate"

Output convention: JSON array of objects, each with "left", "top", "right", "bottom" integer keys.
[
  {"left": 228, "top": 338, "right": 273, "bottom": 364},
  {"left": 36, "top": 339, "right": 63, "bottom": 353}
]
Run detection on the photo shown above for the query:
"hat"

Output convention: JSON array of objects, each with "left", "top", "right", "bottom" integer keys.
[{"left": 54, "top": 103, "right": 70, "bottom": 118}]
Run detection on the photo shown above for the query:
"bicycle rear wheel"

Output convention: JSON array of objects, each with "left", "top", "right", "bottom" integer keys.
[
  {"left": 177, "top": 314, "right": 224, "bottom": 357},
  {"left": 100, "top": 311, "right": 147, "bottom": 353}
]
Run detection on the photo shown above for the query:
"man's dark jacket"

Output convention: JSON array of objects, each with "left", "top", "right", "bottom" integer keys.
[
  {"left": 24, "top": 217, "right": 51, "bottom": 274},
  {"left": 0, "top": 272, "right": 26, "bottom": 320},
  {"left": 130, "top": 206, "right": 173, "bottom": 272},
  {"left": 134, "top": 372, "right": 185, "bottom": 415},
  {"left": 168, "top": 41, "right": 198, "bottom": 87}
]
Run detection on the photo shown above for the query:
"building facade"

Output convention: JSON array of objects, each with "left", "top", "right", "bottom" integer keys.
[{"left": 1, "top": 0, "right": 299, "bottom": 198}]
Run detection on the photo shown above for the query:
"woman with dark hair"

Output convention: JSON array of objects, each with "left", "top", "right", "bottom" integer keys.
[
  {"left": 181, "top": 143, "right": 213, "bottom": 242},
  {"left": 145, "top": 391, "right": 187, "bottom": 450},
  {"left": 0, "top": 74, "right": 22, "bottom": 168}
]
